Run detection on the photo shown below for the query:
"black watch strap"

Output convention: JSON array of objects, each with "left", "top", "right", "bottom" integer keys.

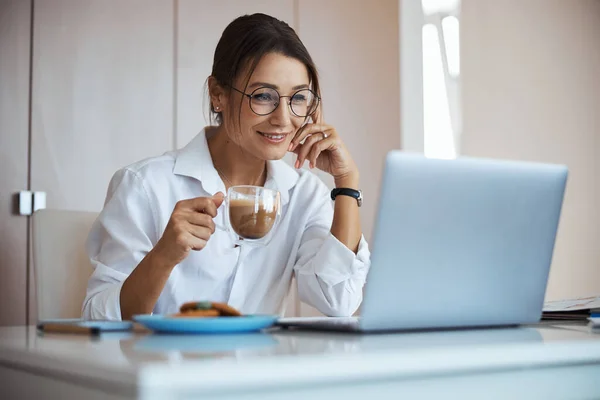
[{"left": 331, "top": 188, "right": 363, "bottom": 207}]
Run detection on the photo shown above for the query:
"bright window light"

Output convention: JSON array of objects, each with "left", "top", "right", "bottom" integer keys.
[
  {"left": 442, "top": 16, "right": 460, "bottom": 77},
  {"left": 421, "top": 0, "right": 460, "bottom": 15},
  {"left": 422, "top": 24, "right": 456, "bottom": 159}
]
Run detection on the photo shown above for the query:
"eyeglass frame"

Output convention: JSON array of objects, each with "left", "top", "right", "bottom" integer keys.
[{"left": 226, "top": 84, "right": 321, "bottom": 118}]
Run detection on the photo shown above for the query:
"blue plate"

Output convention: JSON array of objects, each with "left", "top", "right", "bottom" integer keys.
[{"left": 132, "top": 314, "right": 278, "bottom": 334}]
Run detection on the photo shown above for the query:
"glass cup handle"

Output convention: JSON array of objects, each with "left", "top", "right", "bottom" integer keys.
[{"left": 215, "top": 196, "right": 229, "bottom": 232}]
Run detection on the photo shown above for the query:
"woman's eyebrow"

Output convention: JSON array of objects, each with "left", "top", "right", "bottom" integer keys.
[{"left": 248, "top": 82, "right": 310, "bottom": 90}]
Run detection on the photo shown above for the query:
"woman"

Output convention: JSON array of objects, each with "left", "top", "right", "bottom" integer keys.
[{"left": 83, "top": 13, "right": 370, "bottom": 321}]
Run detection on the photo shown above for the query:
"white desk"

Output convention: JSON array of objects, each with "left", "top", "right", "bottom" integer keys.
[{"left": 1, "top": 323, "right": 600, "bottom": 399}]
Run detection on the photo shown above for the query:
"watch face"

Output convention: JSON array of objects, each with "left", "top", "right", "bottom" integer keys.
[{"left": 357, "top": 190, "right": 363, "bottom": 207}]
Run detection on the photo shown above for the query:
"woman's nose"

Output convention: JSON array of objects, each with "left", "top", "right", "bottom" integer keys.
[{"left": 268, "top": 100, "right": 293, "bottom": 127}]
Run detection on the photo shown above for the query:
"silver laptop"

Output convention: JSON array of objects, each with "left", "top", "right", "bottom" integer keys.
[{"left": 279, "top": 151, "right": 568, "bottom": 333}]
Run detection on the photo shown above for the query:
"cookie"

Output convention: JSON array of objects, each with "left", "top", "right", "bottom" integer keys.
[
  {"left": 179, "top": 301, "right": 212, "bottom": 313},
  {"left": 172, "top": 309, "right": 220, "bottom": 318},
  {"left": 211, "top": 302, "right": 242, "bottom": 317},
  {"left": 177, "top": 301, "right": 242, "bottom": 317}
]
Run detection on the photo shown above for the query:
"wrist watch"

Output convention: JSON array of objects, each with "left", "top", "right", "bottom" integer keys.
[{"left": 331, "top": 188, "right": 363, "bottom": 207}]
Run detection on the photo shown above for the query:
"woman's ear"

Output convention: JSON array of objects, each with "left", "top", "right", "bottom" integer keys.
[{"left": 208, "top": 76, "right": 226, "bottom": 112}]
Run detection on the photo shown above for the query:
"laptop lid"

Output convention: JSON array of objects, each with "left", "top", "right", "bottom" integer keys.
[{"left": 360, "top": 152, "right": 568, "bottom": 331}]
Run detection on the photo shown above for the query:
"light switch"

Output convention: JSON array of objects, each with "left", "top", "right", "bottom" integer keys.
[
  {"left": 33, "top": 191, "right": 47, "bottom": 212},
  {"left": 19, "top": 191, "right": 33, "bottom": 216}
]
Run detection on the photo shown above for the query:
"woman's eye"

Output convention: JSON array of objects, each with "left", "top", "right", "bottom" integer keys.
[
  {"left": 291, "top": 95, "right": 307, "bottom": 104},
  {"left": 254, "top": 93, "right": 274, "bottom": 102}
]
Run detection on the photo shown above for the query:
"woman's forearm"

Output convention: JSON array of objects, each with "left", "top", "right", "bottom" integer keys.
[
  {"left": 330, "top": 172, "right": 362, "bottom": 253},
  {"left": 119, "top": 250, "right": 175, "bottom": 320}
]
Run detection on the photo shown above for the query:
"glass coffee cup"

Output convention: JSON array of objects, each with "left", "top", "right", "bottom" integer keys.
[{"left": 216, "top": 185, "right": 281, "bottom": 246}]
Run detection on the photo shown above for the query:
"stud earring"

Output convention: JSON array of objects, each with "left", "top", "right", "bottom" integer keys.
[{"left": 214, "top": 106, "right": 221, "bottom": 111}]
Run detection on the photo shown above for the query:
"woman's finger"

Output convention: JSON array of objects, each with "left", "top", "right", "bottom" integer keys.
[
  {"left": 189, "top": 236, "right": 208, "bottom": 251},
  {"left": 308, "top": 136, "right": 335, "bottom": 169},
  {"left": 181, "top": 197, "right": 218, "bottom": 217},
  {"left": 290, "top": 123, "right": 333, "bottom": 152},
  {"left": 187, "top": 223, "right": 214, "bottom": 241},
  {"left": 295, "top": 132, "right": 328, "bottom": 169},
  {"left": 184, "top": 211, "right": 216, "bottom": 233},
  {"left": 295, "top": 105, "right": 322, "bottom": 145}
]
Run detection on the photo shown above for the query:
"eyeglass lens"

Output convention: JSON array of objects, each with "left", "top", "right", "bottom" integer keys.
[{"left": 250, "top": 87, "right": 318, "bottom": 117}]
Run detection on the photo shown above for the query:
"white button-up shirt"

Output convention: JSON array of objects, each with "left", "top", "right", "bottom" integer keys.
[{"left": 83, "top": 129, "right": 371, "bottom": 320}]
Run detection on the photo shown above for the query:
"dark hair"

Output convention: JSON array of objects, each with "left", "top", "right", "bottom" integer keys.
[{"left": 207, "top": 13, "right": 320, "bottom": 125}]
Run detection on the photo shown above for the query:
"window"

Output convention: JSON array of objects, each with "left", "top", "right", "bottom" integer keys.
[{"left": 421, "top": 0, "right": 461, "bottom": 159}]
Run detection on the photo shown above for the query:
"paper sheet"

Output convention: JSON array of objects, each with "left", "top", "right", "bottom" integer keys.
[{"left": 543, "top": 296, "right": 600, "bottom": 312}]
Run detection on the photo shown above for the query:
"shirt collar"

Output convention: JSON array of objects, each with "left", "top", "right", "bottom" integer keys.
[{"left": 173, "top": 128, "right": 299, "bottom": 206}]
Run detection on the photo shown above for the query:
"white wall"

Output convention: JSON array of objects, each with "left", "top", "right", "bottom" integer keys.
[{"left": 461, "top": 0, "right": 600, "bottom": 300}]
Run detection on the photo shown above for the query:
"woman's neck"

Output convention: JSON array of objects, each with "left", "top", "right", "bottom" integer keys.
[{"left": 207, "top": 125, "right": 267, "bottom": 187}]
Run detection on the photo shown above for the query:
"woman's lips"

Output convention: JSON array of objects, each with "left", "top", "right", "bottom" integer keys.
[{"left": 257, "top": 131, "right": 289, "bottom": 144}]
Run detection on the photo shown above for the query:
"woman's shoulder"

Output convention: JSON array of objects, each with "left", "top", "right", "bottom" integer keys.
[
  {"left": 104, "top": 151, "right": 179, "bottom": 198},
  {"left": 118, "top": 150, "right": 178, "bottom": 179},
  {"left": 121, "top": 151, "right": 177, "bottom": 176}
]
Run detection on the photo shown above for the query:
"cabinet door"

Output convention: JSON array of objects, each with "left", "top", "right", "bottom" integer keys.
[
  {"left": 297, "top": 0, "right": 400, "bottom": 316},
  {"left": 0, "top": 0, "right": 31, "bottom": 326},
  {"left": 29, "top": 0, "right": 175, "bottom": 322},
  {"left": 30, "top": 0, "right": 174, "bottom": 213}
]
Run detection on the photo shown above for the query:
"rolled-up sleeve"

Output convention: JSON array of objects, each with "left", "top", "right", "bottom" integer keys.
[
  {"left": 82, "top": 168, "right": 157, "bottom": 320},
  {"left": 293, "top": 187, "right": 371, "bottom": 317}
]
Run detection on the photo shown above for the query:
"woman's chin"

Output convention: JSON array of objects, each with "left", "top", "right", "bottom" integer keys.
[
  {"left": 263, "top": 149, "right": 288, "bottom": 161},
  {"left": 253, "top": 144, "right": 290, "bottom": 161}
]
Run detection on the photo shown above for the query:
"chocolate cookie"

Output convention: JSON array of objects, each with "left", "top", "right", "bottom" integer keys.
[
  {"left": 176, "top": 301, "right": 242, "bottom": 317},
  {"left": 211, "top": 302, "right": 242, "bottom": 317},
  {"left": 172, "top": 309, "right": 220, "bottom": 318},
  {"left": 179, "top": 301, "right": 212, "bottom": 313}
]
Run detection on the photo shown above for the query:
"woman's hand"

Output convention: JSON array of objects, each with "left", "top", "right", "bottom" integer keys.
[
  {"left": 289, "top": 110, "right": 358, "bottom": 183},
  {"left": 151, "top": 193, "right": 225, "bottom": 267}
]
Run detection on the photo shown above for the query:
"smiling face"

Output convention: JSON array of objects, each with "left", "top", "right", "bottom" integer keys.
[{"left": 213, "top": 52, "right": 313, "bottom": 160}]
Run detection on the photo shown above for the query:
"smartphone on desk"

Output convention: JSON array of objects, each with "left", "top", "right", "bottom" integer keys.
[{"left": 37, "top": 319, "right": 133, "bottom": 335}]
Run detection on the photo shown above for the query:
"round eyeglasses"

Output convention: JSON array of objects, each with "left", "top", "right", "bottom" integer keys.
[{"left": 228, "top": 85, "right": 320, "bottom": 117}]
